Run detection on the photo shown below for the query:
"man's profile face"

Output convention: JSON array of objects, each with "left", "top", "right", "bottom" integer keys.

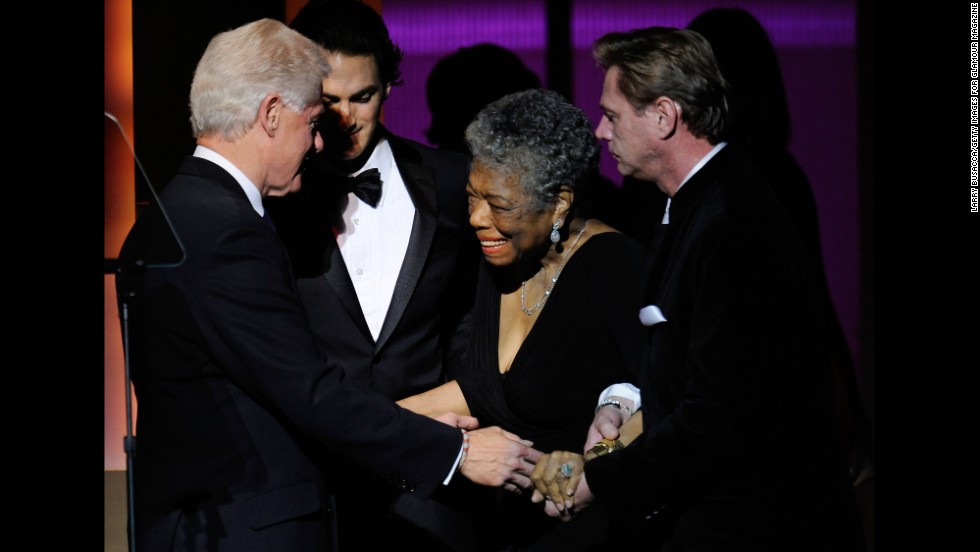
[
  {"left": 595, "top": 66, "right": 660, "bottom": 184},
  {"left": 318, "top": 50, "right": 388, "bottom": 161},
  {"left": 266, "top": 102, "right": 324, "bottom": 197}
]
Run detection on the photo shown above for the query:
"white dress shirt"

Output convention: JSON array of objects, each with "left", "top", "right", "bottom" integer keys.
[
  {"left": 337, "top": 141, "right": 466, "bottom": 483},
  {"left": 336, "top": 138, "right": 415, "bottom": 341}
]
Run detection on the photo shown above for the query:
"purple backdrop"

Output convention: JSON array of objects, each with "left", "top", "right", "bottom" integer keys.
[{"left": 382, "top": 0, "right": 861, "bottom": 375}]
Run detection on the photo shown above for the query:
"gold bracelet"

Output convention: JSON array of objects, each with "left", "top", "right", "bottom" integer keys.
[{"left": 584, "top": 438, "right": 625, "bottom": 460}]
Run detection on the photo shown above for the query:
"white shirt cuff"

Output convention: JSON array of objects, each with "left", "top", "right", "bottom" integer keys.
[
  {"left": 444, "top": 440, "right": 466, "bottom": 485},
  {"left": 598, "top": 382, "right": 641, "bottom": 411}
]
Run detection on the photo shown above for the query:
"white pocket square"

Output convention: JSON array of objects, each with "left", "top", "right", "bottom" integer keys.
[{"left": 639, "top": 304, "right": 667, "bottom": 326}]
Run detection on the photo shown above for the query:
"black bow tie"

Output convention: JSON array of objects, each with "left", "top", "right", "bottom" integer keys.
[{"left": 346, "top": 168, "right": 383, "bottom": 207}]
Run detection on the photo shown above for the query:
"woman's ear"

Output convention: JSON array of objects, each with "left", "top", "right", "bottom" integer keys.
[{"left": 554, "top": 186, "right": 575, "bottom": 221}]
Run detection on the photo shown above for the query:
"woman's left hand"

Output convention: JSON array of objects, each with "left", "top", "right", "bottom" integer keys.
[{"left": 529, "top": 450, "right": 585, "bottom": 519}]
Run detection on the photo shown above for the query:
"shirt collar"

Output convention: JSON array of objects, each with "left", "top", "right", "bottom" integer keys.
[
  {"left": 193, "top": 145, "right": 264, "bottom": 216},
  {"left": 354, "top": 137, "right": 392, "bottom": 177},
  {"left": 678, "top": 141, "right": 727, "bottom": 192},
  {"left": 663, "top": 141, "right": 727, "bottom": 224}
]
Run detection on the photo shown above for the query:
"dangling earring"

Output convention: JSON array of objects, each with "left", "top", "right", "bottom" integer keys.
[{"left": 551, "top": 218, "right": 563, "bottom": 253}]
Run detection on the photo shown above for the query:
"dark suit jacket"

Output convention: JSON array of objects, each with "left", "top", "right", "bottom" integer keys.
[
  {"left": 584, "top": 146, "right": 863, "bottom": 551},
  {"left": 116, "top": 155, "right": 463, "bottom": 552},
  {"left": 272, "top": 129, "right": 476, "bottom": 398},
  {"left": 268, "top": 130, "right": 478, "bottom": 549}
]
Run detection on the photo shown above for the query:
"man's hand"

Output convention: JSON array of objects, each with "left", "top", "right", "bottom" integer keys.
[
  {"left": 433, "top": 411, "right": 479, "bottom": 430},
  {"left": 584, "top": 403, "right": 628, "bottom": 451},
  {"left": 460, "top": 426, "right": 542, "bottom": 489}
]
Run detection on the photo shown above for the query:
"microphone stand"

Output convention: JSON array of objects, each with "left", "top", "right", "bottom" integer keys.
[
  {"left": 106, "top": 111, "right": 185, "bottom": 552},
  {"left": 105, "top": 258, "right": 138, "bottom": 552}
]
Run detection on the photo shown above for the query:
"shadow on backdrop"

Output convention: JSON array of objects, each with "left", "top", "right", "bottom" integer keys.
[
  {"left": 425, "top": 43, "right": 541, "bottom": 154},
  {"left": 686, "top": 4, "right": 875, "bottom": 507}
]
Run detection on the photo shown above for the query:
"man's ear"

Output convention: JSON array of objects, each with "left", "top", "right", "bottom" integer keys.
[
  {"left": 375, "top": 82, "right": 393, "bottom": 106},
  {"left": 646, "top": 96, "right": 680, "bottom": 139},
  {"left": 259, "top": 93, "right": 282, "bottom": 136}
]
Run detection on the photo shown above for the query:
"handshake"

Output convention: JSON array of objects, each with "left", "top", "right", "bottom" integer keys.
[{"left": 527, "top": 406, "right": 641, "bottom": 520}]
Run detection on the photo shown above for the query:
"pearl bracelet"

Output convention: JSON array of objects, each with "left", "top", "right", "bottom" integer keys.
[
  {"left": 457, "top": 428, "right": 470, "bottom": 471},
  {"left": 596, "top": 399, "right": 633, "bottom": 418}
]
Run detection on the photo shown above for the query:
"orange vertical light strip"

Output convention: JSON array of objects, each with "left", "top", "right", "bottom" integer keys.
[
  {"left": 285, "top": 0, "right": 306, "bottom": 24},
  {"left": 364, "top": 0, "right": 383, "bottom": 16},
  {"left": 105, "top": 0, "right": 136, "bottom": 471}
]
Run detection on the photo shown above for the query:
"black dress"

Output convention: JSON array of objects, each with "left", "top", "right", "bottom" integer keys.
[{"left": 453, "top": 232, "right": 646, "bottom": 551}]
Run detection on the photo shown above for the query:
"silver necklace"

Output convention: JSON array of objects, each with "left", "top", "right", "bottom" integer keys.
[{"left": 520, "top": 220, "right": 589, "bottom": 316}]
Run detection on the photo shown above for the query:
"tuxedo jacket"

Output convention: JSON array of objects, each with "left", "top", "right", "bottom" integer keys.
[
  {"left": 268, "top": 130, "right": 478, "bottom": 549},
  {"left": 116, "top": 155, "right": 463, "bottom": 552},
  {"left": 584, "top": 146, "right": 863, "bottom": 551},
  {"left": 271, "top": 129, "right": 477, "bottom": 400}
]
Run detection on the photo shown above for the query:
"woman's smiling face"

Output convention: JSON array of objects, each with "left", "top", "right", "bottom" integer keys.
[{"left": 467, "top": 160, "right": 555, "bottom": 268}]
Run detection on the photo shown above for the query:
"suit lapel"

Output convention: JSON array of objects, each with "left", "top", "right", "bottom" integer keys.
[
  {"left": 641, "top": 220, "right": 675, "bottom": 305},
  {"left": 318, "top": 235, "right": 374, "bottom": 341},
  {"left": 641, "top": 146, "right": 732, "bottom": 304},
  {"left": 374, "top": 137, "right": 438, "bottom": 351}
]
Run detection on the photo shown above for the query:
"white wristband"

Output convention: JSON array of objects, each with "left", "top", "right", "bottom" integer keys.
[
  {"left": 598, "top": 383, "right": 641, "bottom": 410},
  {"left": 596, "top": 399, "right": 633, "bottom": 418}
]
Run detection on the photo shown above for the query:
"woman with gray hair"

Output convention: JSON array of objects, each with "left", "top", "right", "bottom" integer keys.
[{"left": 399, "top": 88, "right": 644, "bottom": 550}]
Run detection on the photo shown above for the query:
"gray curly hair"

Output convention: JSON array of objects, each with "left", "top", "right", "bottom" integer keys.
[{"left": 464, "top": 89, "right": 600, "bottom": 213}]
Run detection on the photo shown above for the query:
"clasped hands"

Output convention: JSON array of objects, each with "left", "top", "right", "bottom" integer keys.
[
  {"left": 528, "top": 402, "right": 631, "bottom": 520},
  {"left": 435, "top": 405, "right": 628, "bottom": 517},
  {"left": 529, "top": 450, "right": 588, "bottom": 520}
]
